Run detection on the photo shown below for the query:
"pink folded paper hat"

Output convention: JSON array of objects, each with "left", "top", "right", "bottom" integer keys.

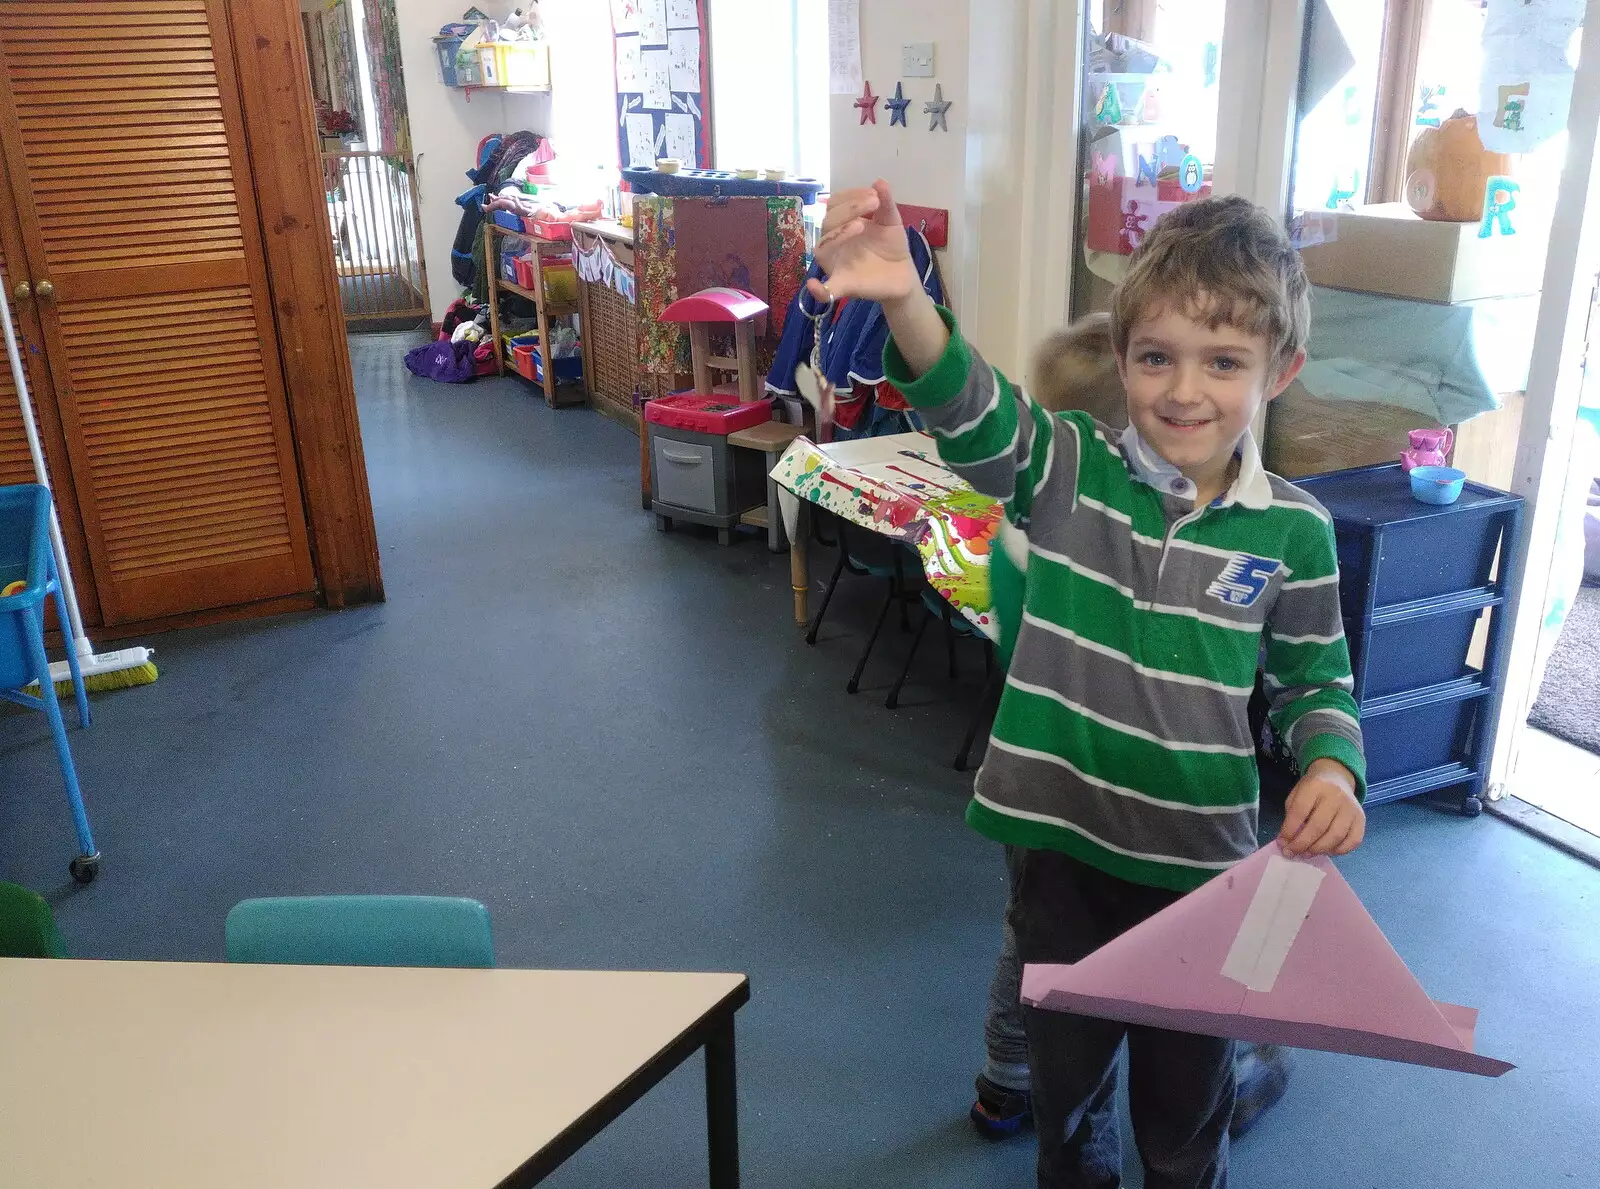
[{"left": 1021, "top": 842, "right": 1512, "bottom": 1077}]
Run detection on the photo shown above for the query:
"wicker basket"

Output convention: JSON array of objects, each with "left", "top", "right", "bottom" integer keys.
[{"left": 585, "top": 282, "right": 640, "bottom": 428}]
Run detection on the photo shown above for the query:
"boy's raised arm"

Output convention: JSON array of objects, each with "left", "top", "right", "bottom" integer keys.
[{"left": 812, "top": 181, "right": 1073, "bottom": 521}]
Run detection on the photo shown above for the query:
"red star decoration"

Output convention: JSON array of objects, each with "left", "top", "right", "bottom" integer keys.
[{"left": 855, "top": 80, "right": 879, "bottom": 125}]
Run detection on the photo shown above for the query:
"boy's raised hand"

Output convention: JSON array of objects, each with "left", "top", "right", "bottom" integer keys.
[
  {"left": 808, "top": 180, "right": 919, "bottom": 305},
  {"left": 1279, "top": 759, "right": 1366, "bottom": 857}
]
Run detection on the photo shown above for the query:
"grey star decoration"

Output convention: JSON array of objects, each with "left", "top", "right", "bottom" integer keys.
[
  {"left": 923, "top": 83, "right": 951, "bottom": 132},
  {"left": 886, "top": 81, "right": 912, "bottom": 127}
]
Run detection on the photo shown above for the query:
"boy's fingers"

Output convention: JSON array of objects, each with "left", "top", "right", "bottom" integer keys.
[
  {"left": 823, "top": 189, "right": 881, "bottom": 230},
  {"left": 816, "top": 219, "right": 867, "bottom": 255},
  {"left": 804, "top": 277, "right": 830, "bottom": 303},
  {"left": 1335, "top": 811, "right": 1366, "bottom": 854},
  {"left": 1281, "top": 794, "right": 1332, "bottom": 855},
  {"left": 871, "top": 178, "right": 902, "bottom": 227},
  {"left": 1279, "top": 791, "right": 1311, "bottom": 851}
]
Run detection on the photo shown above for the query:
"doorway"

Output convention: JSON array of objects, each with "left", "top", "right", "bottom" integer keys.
[{"left": 302, "top": 0, "right": 429, "bottom": 331}]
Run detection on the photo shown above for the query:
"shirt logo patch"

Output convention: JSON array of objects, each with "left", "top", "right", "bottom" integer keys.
[{"left": 1206, "top": 554, "right": 1282, "bottom": 608}]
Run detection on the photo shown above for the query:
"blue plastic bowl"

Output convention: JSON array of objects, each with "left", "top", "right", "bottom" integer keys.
[{"left": 1409, "top": 465, "right": 1466, "bottom": 505}]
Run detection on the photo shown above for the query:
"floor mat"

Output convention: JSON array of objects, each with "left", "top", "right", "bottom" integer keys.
[{"left": 1528, "top": 582, "right": 1600, "bottom": 755}]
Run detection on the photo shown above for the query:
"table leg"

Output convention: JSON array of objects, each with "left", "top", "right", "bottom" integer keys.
[
  {"left": 764, "top": 449, "right": 785, "bottom": 554},
  {"left": 789, "top": 501, "right": 809, "bottom": 626},
  {"left": 705, "top": 1013, "right": 740, "bottom": 1189}
]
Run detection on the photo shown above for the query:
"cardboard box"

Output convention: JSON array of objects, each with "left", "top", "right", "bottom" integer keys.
[{"left": 1298, "top": 203, "right": 1546, "bottom": 305}]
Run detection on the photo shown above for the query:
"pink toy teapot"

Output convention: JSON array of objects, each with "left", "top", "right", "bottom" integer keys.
[{"left": 1400, "top": 427, "right": 1453, "bottom": 472}]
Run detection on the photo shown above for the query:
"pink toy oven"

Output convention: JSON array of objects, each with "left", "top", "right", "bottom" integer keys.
[{"left": 644, "top": 286, "right": 775, "bottom": 543}]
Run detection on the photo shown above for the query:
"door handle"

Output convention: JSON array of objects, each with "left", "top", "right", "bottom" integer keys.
[
  {"left": 34, "top": 280, "right": 53, "bottom": 300},
  {"left": 12, "top": 280, "right": 29, "bottom": 300}
]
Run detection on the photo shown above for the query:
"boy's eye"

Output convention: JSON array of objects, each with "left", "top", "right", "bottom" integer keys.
[
  {"left": 1138, "top": 351, "right": 1169, "bottom": 367},
  {"left": 1212, "top": 356, "right": 1241, "bottom": 372}
]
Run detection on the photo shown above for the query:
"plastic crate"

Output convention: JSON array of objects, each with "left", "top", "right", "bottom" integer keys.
[
  {"left": 1296, "top": 463, "right": 1519, "bottom": 616},
  {"left": 1360, "top": 688, "right": 1486, "bottom": 787},
  {"left": 493, "top": 42, "right": 550, "bottom": 89},
  {"left": 542, "top": 259, "right": 577, "bottom": 304},
  {"left": 433, "top": 34, "right": 466, "bottom": 86},
  {"left": 0, "top": 485, "right": 52, "bottom": 689},
  {"left": 525, "top": 217, "right": 574, "bottom": 240},
  {"left": 1345, "top": 603, "right": 1489, "bottom": 701}
]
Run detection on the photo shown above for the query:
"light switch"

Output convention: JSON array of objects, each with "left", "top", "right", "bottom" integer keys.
[{"left": 902, "top": 43, "right": 935, "bottom": 77}]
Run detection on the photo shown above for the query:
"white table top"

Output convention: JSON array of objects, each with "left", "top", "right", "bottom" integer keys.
[
  {"left": 0, "top": 958, "right": 746, "bottom": 1189},
  {"left": 570, "top": 219, "right": 634, "bottom": 245}
]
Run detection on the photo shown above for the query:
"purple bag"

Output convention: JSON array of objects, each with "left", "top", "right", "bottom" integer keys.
[{"left": 404, "top": 338, "right": 477, "bottom": 384}]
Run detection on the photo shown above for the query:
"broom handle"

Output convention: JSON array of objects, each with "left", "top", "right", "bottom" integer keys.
[{"left": 0, "top": 275, "right": 91, "bottom": 655}]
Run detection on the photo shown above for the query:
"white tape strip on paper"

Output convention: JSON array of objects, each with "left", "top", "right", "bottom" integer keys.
[{"left": 1220, "top": 854, "right": 1326, "bottom": 993}]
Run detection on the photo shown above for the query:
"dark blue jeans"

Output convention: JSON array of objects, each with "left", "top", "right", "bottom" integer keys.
[{"left": 1007, "top": 847, "right": 1234, "bottom": 1189}]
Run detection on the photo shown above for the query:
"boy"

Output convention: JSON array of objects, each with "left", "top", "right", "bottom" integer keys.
[
  {"left": 972, "top": 316, "right": 1292, "bottom": 1148},
  {"left": 811, "top": 182, "right": 1366, "bottom": 1189}
]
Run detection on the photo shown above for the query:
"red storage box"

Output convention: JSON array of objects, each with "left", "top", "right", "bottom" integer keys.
[
  {"left": 644, "top": 393, "right": 772, "bottom": 435},
  {"left": 512, "top": 343, "right": 539, "bottom": 382},
  {"left": 512, "top": 255, "right": 536, "bottom": 290},
  {"left": 525, "top": 217, "right": 574, "bottom": 241}
]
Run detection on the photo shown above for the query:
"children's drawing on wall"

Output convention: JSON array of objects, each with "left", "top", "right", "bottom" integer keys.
[
  {"left": 641, "top": 48, "right": 670, "bottom": 109},
  {"left": 1476, "top": 0, "right": 1584, "bottom": 153},
  {"left": 610, "top": 0, "right": 638, "bottom": 34},
  {"left": 639, "top": 0, "right": 668, "bottom": 43},
  {"left": 667, "top": 28, "right": 699, "bottom": 90}
]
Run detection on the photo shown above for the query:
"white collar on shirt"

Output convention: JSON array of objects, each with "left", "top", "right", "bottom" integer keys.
[{"left": 1118, "top": 423, "right": 1274, "bottom": 511}]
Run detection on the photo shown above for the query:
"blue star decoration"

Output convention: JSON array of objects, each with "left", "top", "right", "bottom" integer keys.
[
  {"left": 886, "top": 81, "right": 912, "bottom": 127},
  {"left": 924, "top": 83, "right": 952, "bottom": 132},
  {"left": 855, "top": 80, "right": 879, "bottom": 125}
]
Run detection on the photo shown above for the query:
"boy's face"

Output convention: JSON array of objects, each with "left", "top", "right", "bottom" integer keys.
[{"left": 1116, "top": 302, "right": 1304, "bottom": 492}]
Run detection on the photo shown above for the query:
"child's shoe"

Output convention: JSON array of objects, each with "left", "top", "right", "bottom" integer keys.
[
  {"left": 969, "top": 1072, "right": 1033, "bottom": 1140},
  {"left": 1231, "top": 1043, "right": 1291, "bottom": 1140}
]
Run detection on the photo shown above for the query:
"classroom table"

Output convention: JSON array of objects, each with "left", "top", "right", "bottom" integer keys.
[
  {"left": 0, "top": 957, "right": 749, "bottom": 1189},
  {"left": 771, "top": 431, "right": 1003, "bottom": 632}
]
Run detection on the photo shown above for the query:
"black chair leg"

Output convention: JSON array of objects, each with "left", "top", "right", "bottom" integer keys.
[
  {"left": 886, "top": 608, "right": 933, "bottom": 709},
  {"left": 944, "top": 604, "right": 959, "bottom": 678},
  {"left": 955, "top": 653, "right": 1005, "bottom": 772},
  {"left": 805, "top": 547, "right": 849, "bottom": 646},
  {"left": 847, "top": 582, "right": 898, "bottom": 694},
  {"left": 894, "top": 552, "right": 911, "bottom": 631}
]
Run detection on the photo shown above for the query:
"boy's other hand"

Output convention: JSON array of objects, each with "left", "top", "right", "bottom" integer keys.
[
  {"left": 808, "top": 180, "right": 919, "bottom": 305},
  {"left": 1279, "top": 759, "right": 1365, "bottom": 857}
]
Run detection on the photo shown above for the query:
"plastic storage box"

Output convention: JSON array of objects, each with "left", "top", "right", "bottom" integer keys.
[{"left": 1295, "top": 462, "right": 1524, "bottom": 815}]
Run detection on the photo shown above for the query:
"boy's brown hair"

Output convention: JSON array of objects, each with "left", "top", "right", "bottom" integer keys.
[
  {"left": 1110, "top": 195, "right": 1310, "bottom": 369},
  {"left": 1030, "top": 312, "right": 1126, "bottom": 430}
]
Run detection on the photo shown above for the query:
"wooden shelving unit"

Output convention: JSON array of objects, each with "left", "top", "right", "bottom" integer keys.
[{"left": 483, "top": 221, "right": 585, "bottom": 408}]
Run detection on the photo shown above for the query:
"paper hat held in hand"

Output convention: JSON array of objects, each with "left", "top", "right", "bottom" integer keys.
[{"left": 1022, "top": 843, "right": 1512, "bottom": 1077}]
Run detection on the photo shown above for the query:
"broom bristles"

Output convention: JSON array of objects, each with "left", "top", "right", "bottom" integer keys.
[{"left": 37, "top": 661, "right": 160, "bottom": 697}]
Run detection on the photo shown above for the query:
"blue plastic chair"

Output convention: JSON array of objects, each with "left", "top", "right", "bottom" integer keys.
[
  {"left": 224, "top": 895, "right": 495, "bottom": 968},
  {"left": 0, "top": 485, "right": 97, "bottom": 884}
]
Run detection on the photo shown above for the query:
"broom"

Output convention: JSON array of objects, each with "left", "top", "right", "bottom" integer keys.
[{"left": 1, "top": 278, "right": 157, "bottom": 695}]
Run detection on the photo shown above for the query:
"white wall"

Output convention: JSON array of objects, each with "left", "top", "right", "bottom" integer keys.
[
  {"left": 394, "top": 0, "right": 550, "bottom": 323},
  {"left": 829, "top": 0, "right": 1084, "bottom": 377},
  {"left": 829, "top": 0, "right": 972, "bottom": 320}
]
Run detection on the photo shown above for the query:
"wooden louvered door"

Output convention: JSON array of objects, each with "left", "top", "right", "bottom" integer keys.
[
  {"left": 0, "top": 139, "right": 100, "bottom": 622},
  {"left": 0, "top": 0, "right": 315, "bottom": 625}
]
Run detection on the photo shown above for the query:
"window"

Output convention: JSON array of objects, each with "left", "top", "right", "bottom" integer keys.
[{"left": 707, "top": 0, "right": 829, "bottom": 183}]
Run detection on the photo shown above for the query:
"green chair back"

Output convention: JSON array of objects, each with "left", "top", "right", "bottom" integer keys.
[
  {"left": 0, "top": 881, "right": 66, "bottom": 958},
  {"left": 225, "top": 895, "right": 494, "bottom": 968}
]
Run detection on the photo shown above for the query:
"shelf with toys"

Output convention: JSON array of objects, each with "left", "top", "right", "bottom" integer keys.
[{"left": 434, "top": 7, "right": 551, "bottom": 94}]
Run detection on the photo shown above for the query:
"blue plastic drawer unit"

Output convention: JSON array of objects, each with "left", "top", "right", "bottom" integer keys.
[{"left": 1294, "top": 463, "right": 1524, "bottom": 817}]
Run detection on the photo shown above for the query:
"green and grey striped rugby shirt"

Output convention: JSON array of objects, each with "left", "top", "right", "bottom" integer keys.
[{"left": 886, "top": 310, "right": 1366, "bottom": 892}]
